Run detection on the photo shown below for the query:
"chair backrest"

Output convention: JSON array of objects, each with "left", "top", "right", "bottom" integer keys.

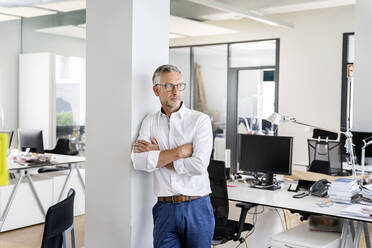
[
  {"left": 308, "top": 139, "right": 342, "bottom": 175},
  {"left": 41, "top": 189, "right": 75, "bottom": 248},
  {"left": 208, "top": 160, "right": 229, "bottom": 228},
  {"left": 53, "top": 138, "right": 78, "bottom": 155},
  {"left": 312, "top": 128, "right": 338, "bottom": 140}
]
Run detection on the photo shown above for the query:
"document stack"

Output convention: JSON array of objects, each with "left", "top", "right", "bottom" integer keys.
[
  {"left": 328, "top": 178, "right": 359, "bottom": 204},
  {"left": 361, "top": 184, "right": 372, "bottom": 200}
]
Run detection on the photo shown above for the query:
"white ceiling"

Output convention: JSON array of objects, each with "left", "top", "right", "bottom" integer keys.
[{"left": 0, "top": 0, "right": 356, "bottom": 39}]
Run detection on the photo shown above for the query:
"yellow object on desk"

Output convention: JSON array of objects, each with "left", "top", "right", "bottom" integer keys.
[{"left": 0, "top": 133, "right": 9, "bottom": 185}]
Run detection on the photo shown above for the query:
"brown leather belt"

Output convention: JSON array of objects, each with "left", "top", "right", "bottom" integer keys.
[{"left": 158, "top": 195, "right": 201, "bottom": 203}]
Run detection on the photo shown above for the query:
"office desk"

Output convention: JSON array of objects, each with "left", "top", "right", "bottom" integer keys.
[
  {"left": 228, "top": 182, "right": 372, "bottom": 248},
  {"left": 0, "top": 154, "right": 85, "bottom": 231}
]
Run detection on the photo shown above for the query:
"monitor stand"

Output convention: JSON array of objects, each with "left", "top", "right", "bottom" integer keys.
[{"left": 250, "top": 173, "right": 281, "bottom": 190}]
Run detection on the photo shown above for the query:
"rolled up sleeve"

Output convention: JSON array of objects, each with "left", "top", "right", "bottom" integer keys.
[
  {"left": 173, "top": 115, "right": 212, "bottom": 176},
  {"left": 131, "top": 115, "right": 159, "bottom": 172}
]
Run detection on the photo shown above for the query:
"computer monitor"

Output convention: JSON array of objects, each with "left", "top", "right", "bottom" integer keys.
[
  {"left": 18, "top": 128, "right": 44, "bottom": 154},
  {"left": 0, "top": 130, "right": 14, "bottom": 149},
  {"left": 239, "top": 134, "right": 293, "bottom": 190}
]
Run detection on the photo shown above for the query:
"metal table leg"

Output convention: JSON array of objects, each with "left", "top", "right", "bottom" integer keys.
[
  {"left": 340, "top": 220, "right": 350, "bottom": 248},
  {"left": 0, "top": 172, "right": 25, "bottom": 231},
  {"left": 26, "top": 174, "right": 46, "bottom": 216},
  {"left": 76, "top": 165, "right": 85, "bottom": 190},
  {"left": 354, "top": 222, "right": 363, "bottom": 248},
  {"left": 350, "top": 221, "right": 356, "bottom": 240},
  {"left": 364, "top": 223, "right": 371, "bottom": 248},
  {"left": 58, "top": 165, "right": 74, "bottom": 202}
]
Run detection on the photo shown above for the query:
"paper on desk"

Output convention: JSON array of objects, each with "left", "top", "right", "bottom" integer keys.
[
  {"left": 340, "top": 204, "right": 372, "bottom": 219},
  {"left": 0, "top": 133, "right": 9, "bottom": 185}
]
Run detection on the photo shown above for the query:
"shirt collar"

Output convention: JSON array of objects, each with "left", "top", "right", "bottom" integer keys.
[{"left": 159, "top": 102, "right": 186, "bottom": 119}]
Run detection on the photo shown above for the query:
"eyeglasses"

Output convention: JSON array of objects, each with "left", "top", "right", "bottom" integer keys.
[{"left": 155, "top": 83, "right": 186, "bottom": 92}]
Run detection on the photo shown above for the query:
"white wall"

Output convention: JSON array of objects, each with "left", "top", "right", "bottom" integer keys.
[
  {"left": 171, "top": 6, "right": 354, "bottom": 163},
  {"left": 0, "top": 20, "right": 21, "bottom": 132},
  {"left": 86, "top": 0, "right": 168, "bottom": 247},
  {"left": 352, "top": 0, "right": 372, "bottom": 132}
]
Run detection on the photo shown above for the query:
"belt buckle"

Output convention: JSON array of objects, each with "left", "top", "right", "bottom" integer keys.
[{"left": 171, "top": 195, "right": 176, "bottom": 204}]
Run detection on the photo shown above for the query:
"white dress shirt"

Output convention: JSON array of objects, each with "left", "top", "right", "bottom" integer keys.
[{"left": 131, "top": 103, "right": 213, "bottom": 197}]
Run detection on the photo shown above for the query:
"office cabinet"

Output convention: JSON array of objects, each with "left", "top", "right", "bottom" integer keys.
[{"left": 19, "top": 53, "right": 56, "bottom": 149}]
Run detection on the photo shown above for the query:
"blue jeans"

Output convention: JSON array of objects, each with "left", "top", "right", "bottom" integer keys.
[{"left": 153, "top": 195, "right": 215, "bottom": 248}]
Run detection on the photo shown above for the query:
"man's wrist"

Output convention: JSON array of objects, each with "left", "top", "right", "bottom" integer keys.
[{"left": 175, "top": 146, "right": 183, "bottom": 159}]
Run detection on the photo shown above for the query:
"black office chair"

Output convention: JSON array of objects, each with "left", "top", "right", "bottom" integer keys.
[
  {"left": 39, "top": 138, "right": 78, "bottom": 173},
  {"left": 45, "top": 138, "right": 78, "bottom": 156},
  {"left": 41, "top": 188, "right": 76, "bottom": 248},
  {"left": 312, "top": 128, "right": 338, "bottom": 140},
  {"left": 208, "top": 160, "right": 254, "bottom": 245}
]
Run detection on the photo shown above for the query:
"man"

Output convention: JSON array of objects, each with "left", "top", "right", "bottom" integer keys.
[{"left": 131, "top": 65, "right": 214, "bottom": 248}]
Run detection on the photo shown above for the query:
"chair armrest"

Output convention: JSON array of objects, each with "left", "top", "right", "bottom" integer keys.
[{"left": 234, "top": 203, "right": 255, "bottom": 241}]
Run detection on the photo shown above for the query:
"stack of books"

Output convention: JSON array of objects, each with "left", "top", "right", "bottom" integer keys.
[{"left": 328, "top": 178, "right": 360, "bottom": 204}]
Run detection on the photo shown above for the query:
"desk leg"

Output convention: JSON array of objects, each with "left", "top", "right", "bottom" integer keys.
[
  {"left": 350, "top": 221, "right": 356, "bottom": 240},
  {"left": 75, "top": 165, "right": 85, "bottom": 190},
  {"left": 341, "top": 220, "right": 352, "bottom": 248},
  {"left": 363, "top": 223, "right": 371, "bottom": 248},
  {"left": 26, "top": 174, "right": 46, "bottom": 216},
  {"left": 354, "top": 222, "right": 363, "bottom": 248},
  {"left": 0, "top": 173, "right": 24, "bottom": 231},
  {"left": 58, "top": 166, "right": 74, "bottom": 202}
]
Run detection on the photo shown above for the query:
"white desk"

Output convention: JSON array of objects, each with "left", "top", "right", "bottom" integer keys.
[
  {"left": 228, "top": 182, "right": 372, "bottom": 248},
  {"left": 0, "top": 154, "right": 85, "bottom": 231}
]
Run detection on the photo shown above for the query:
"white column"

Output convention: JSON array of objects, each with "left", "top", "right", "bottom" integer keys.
[
  {"left": 353, "top": 0, "right": 372, "bottom": 131},
  {"left": 85, "top": 0, "right": 169, "bottom": 247}
]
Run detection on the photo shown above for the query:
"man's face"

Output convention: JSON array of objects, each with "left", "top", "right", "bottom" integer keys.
[{"left": 153, "top": 71, "right": 183, "bottom": 110}]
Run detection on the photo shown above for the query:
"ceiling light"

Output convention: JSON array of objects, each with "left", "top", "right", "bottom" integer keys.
[
  {"left": 36, "top": 0, "right": 85, "bottom": 12},
  {"left": 0, "top": 6, "right": 56, "bottom": 17},
  {"left": 169, "top": 33, "right": 184, "bottom": 38},
  {"left": 0, "top": 0, "right": 62, "bottom": 7},
  {"left": 36, "top": 25, "right": 85, "bottom": 39},
  {"left": 170, "top": 15, "right": 239, "bottom": 36},
  {"left": 187, "top": 0, "right": 293, "bottom": 28},
  {"left": 0, "top": 13, "right": 20, "bottom": 22}
]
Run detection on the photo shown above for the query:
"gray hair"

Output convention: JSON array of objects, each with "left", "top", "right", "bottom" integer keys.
[{"left": 152, "top": 64, "right": 182, "bottom": 85}]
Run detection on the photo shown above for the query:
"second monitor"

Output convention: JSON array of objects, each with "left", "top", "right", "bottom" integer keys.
[{"left": 239, "top": 134, "right": 293, "bottom": 190}]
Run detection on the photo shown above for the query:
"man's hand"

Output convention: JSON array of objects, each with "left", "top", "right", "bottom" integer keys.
[
  {"left": 164, "top": 163, "right": 175, "bottom": 170},
  {"left": 177, "top": 143, "right": 193, "bottom": 158},
  {"left": 133, "top": 137, "right": 159, "bottom": 153}
]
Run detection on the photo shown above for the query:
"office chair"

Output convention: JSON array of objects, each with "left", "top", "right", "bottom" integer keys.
[
  {"left": 41, "top": 188, "right": 76, "bottom": 248},
  {"left": 45, "top": 138, "right": 78, "bottom": 156},
  {"left": 208, "top": 160, "right": 254, "bottom": 245},
  {"left": 39, "top": 138, "right": 78, "bottom": 173},
  {"left": 312, "top": 129, "right": 338, "bottom": 140},
  {"left": 308, "top": 139, "right": 343, "bottom": 175}
]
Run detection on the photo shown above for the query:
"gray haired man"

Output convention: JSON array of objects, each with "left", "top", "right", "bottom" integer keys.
[{"left": 132, "top": 65, "right": 215, "bottom": 247}]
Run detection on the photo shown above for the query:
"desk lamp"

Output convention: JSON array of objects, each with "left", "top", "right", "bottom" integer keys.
[
  {"left": 361, "top": 137, "right": 372, "bottom": 184},
  {"left": 268, "top": 112, "right": 357, "bottom": 179}
]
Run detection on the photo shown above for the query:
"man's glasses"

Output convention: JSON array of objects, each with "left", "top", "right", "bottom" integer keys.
[{"left": 156, "top": 83, "right": 186, "bottom": 92}]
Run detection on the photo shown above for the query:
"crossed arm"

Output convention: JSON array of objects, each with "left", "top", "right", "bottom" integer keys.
[{"left": 132, "top": 137, "right": 193, "bottom": 170}]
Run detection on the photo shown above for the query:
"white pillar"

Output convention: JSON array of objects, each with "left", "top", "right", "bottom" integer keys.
[
  {"left": 353, "top": 0, "right": 372, "bottom": 131},
  {"left": 85, "top": 0, "right": 169, "bottom": 247}
]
